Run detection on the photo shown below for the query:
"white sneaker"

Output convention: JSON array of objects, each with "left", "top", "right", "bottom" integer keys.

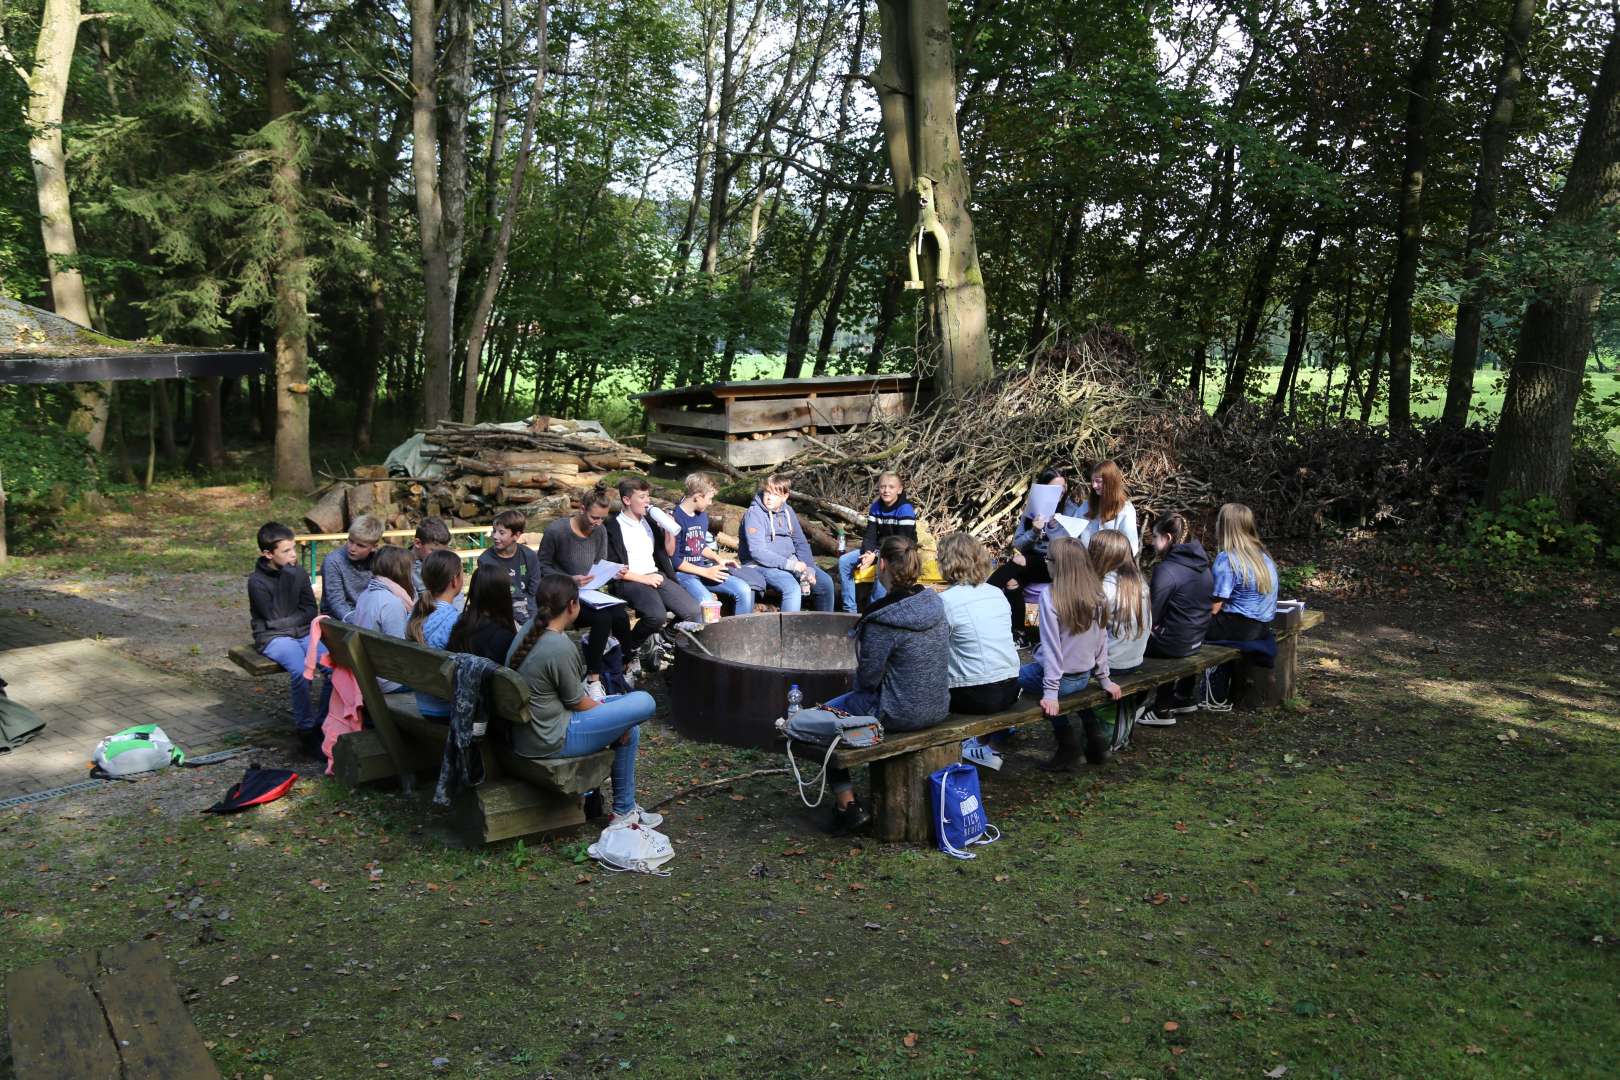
[
  {"left": 962, "top": 738, "right": 1004, "bottom": 771},
  {"left": 1136, "top": 710, "right": 1178, "bottom": 727},
  {"left": 584, "top": 678, "right": 608, "bottom": 703},
  {"left": 673, "top": 620, "right": 704, "bottom": 634},
  {"left": 606, "top": 806, "right": 664, "bottom": 830}
]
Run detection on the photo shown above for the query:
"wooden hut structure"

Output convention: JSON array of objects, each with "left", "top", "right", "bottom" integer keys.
[{"left": 637, "top": 372, "right": 918, "bottom": 468}]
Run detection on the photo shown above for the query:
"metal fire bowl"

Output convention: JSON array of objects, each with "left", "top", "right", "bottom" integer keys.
[{"left": 669, "top": 612, "right": 858, "bottom": 749}]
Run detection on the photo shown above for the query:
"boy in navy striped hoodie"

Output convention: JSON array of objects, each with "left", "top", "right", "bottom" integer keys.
[{"left": 837, "top": 472, "right": 919, "bottom": 613}]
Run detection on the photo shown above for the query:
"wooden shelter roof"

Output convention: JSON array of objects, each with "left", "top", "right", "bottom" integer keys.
[{"left": 0, "top": 298, "right": 268, "bottom": 384}]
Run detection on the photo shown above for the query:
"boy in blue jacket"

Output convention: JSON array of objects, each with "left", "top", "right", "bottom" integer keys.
[
  {"left": 836, "top": 471, "right": 918, "bottom": 613},
  {"left": 740, "top": 474, "right": 834, "bottom": 612}
]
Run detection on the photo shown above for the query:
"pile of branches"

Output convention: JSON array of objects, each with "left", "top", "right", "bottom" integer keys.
[{"left": 788, "top": 334, "right": 1492, "bottom": 545}]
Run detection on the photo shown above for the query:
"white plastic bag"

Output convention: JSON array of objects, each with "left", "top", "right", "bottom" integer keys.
[
  {"left": 588, "top": 822, "right": 675, "bottom": 875},
  {"left": 93, "top": 724, "right": 184, "bottom": 777}
]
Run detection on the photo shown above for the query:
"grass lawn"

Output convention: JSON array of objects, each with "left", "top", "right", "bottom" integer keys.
[{"left": 2, "top": 567, "right": 1616, "bottom": 1078}]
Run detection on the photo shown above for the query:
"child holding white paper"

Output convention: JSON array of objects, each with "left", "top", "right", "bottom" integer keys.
[
  {"left": 536, "top": 484, "right": 632, "bottom": 697},
  {"left": 986, "top": 466, "right": 1083, "bottom": 638}
]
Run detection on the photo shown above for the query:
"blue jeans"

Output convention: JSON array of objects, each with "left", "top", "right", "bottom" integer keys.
[
  {"left": 1018, "top": 660, "right": 1090, "bottom": 735},
  {"left": 755, "top": 565, "right": 835, "bottom": 613},
  {"left": 676, "top": 570, "right": 755, "bottom": 615},
  {"left": 836, "top": 550, "right": 887, "bottom": 613},
  {"left": 545, "top": 690, "right": 656, "bottom": 815},
  {"left": 260, "top": 634, "right": 332, "bottom": 732},
  {"left": 822, "top": 688, "right": 881, "bottom": 795}
]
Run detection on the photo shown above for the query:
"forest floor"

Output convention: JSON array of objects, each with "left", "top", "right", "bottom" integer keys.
[{"left": 2, "top": 496, "right": 1619, "bottom": 1078}]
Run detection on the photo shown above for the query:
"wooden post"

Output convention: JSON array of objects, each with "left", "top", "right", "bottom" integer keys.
[
  {"left": 0, "top": 466, "right": 8, "bottom": 563},
  {"left": 867, "top": 742, "right": 960, "bottom": 843}
]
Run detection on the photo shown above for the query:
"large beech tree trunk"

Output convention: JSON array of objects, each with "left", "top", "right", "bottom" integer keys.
[
  {"left": 1487, "top": 25, "right": 1620, "bottom": 510},
  {"left": 1443, "top": 0, "right": 1538, "bottom": 429},
  {"left": 461, "top": 0, "right": 549, "bottom": 423},
  {"left": 1384, "top": 0, "right": 1453, "bottom": 430},
  {"left": 10, "top": 0, "right": 109, "bottom": 449},
  {"left": 412, "top": 0, "right": 455, "bottom": 425},
  {"left": 266, "top": 0, "right": 313, "bottom": 492},
  {"left": 873, "top": 0, "right": 992, "bottom": 396}
]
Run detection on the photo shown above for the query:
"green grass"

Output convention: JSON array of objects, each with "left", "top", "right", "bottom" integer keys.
[
  {"left": 1214, "top": 364, "right": 1620, "bottom": 451},
  {"left": 2, "top": 611, "right": 1616, "bottom": 1077}
]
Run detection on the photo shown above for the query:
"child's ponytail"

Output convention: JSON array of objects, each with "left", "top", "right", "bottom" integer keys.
[
  {"left": 407, "top": 549, "right": 463, "bottom": 643},
  {"left": 507, "top": 574, "right": 581, "bottom": 669}
]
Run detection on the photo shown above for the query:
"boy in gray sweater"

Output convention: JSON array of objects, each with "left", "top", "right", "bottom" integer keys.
[{"left": 319, "top": 514, "right": 383, "bottom": 622}]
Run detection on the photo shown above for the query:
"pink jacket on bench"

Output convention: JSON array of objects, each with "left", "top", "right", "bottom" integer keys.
[{"left": 303, "top": 616, "right": 363, "bottom": 776}]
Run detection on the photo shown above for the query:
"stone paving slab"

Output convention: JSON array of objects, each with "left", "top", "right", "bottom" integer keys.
[{"left": 0, "top": 611, "right": 280, "bottom": 800}]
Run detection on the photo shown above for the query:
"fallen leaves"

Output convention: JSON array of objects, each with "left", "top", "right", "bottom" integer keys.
[
  {"left": 219, "top": 974, "right": 239, "bottom": 986},
  {"left": 1264, "top": 1067, "right": 1288, "bottom": 1079},
  {"left": 1163, "top": 1021, "right": 1179, "bottom": 1033},
  {"left": 1007, "top": 997, "right": 1024, "bottom": 1007},
  {"left": 901, "top": 1032, "right": 918, "bottom": 1048}
]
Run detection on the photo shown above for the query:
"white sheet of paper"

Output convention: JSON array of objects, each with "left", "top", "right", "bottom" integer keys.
[
  {"left": 579, "top": 588, "right": 626, "bottom": 608},
  {"left": 583, "top": 560, "right": 625, "bottom": 591},
  {"left": 1052, "top": 513, "right": 1087, "bottom": 538},
  {"left": 1025, "top": 483, "right": 1063, "bottom": 520}
]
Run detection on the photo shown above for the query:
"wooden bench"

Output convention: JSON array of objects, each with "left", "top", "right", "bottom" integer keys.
[
  {"left": 316, "top": 620, "right": 614, "bottom": 845},
  {"left": 6, "top": 940, "right": 220, "bottom": 1079},
  {"left": 227, "top": 643, "right": 282, "bottom": 677},
  {"left": 832, "top": 609, "right": 1325, "bottom": 842}
]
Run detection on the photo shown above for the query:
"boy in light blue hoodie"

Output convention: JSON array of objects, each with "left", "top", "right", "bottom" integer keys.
[{"left": 739, "top": 473, "right": 834, "bottom": 612}]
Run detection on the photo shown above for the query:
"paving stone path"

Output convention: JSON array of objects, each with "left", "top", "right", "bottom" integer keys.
[{"left": 0, "top": 610, "right": 277, "bottom": 801}]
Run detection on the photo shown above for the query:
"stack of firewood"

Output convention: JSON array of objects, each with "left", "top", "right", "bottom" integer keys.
[{"left": 303, "top": 416, "right": 653, "bottom": 534}]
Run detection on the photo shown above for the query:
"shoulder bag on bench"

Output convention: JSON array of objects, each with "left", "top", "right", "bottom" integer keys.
[{"left": 776, "top": 706, "right": 883, "bottom": 808}]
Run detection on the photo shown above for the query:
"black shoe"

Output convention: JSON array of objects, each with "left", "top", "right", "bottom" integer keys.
[
  {"left": 830, "top": 798, "right": 872, "bottom": 835},
  {"left": 296, "top": 727, "right": 326, "bottom": 762},
  {"left": 1082, "top": 713, "right": 1111, "bottom": 765},
  {"left": 583, "top": 789, "right": 605, "bottom": 821},
  {"left": 1041, "top": 727, "right": 1083, "bottom": 772}
]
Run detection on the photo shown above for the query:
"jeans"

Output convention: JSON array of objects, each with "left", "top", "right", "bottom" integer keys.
[
  {"left": 835, "top": 550, "right": 888, "bottom": 613},
  {"left": 1018, "top": 659, "right": 1090, "bottom": 736},
  {"left": 545, "top": 690, "right": 657, "bottom": 816},
  {"left": 756, "top": 565, "right": 835, "bottom": 613},
  {"left": 260, "top": 634, "right": 332, "bottom": 732},
  {"left": 676, "top": 570, "right": 755, "bottom": 615},
  {"left": 823, "top": 688, "right": 882, "bottom": 794}
]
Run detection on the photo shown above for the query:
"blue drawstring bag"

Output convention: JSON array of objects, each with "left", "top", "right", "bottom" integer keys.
[{"left": 930, "top": 762, "right": 1000, "bottom": 860}]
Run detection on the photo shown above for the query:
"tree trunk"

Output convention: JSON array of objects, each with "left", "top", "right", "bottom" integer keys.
[
  {"left": 13, "top": 0, "right": 109, "bottom": 450},
  {"left": 1384, "top": 0, "right": 1454, "bottom": 430},
  {"left": 813, "top": 199, "right": 870, "bottom": 376},
  {"left": 461, "top": 0, "right": 549, "bottom": 423},
  {"left": 266, "top": 0, "right": 313, "bottom": 493},
  {"left": 1216, "top": 213, "right": 1287, "bottom": 417},
  {"left": 1487, "top": 23, "right": 1620, "bottom": 510},
  {"left": 1272, "top": 228, "right": 1325, "bottom": 416},
  {"left": 187, "top": 376, "right": 225, "bottom": 471},
  {"left": 874, "top": 0, "right": 993, "bottom": 396},
  {"left": 356, "top": 109, "right": 408, "bottom": 454},
  {"left": 1443, "top": 0, "right": 1538, "bottom": 429},
  {"left": 153, "top": 380, "right": 177, "bottom": 461},
  {"left": 866, "top": 263, "right": 902, "bottom": 373},
  {"left": 440, "top": 0, "right": 473, "bottom": 353},
  {"left": 412, "top": 0, "right": 454, "bottom": 425}
]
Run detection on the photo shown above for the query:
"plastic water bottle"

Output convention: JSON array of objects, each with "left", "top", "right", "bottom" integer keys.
[
  {"left": 786, "top": 683, "right": 803, "bottom": 720},
  {"left": 836, "top": 526, "right": 846, "bottom": 554}
]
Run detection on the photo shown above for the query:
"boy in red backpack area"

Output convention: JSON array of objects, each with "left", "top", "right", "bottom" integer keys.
[{"left": 248, "top": 521, "right": 332, "bottom": 757}]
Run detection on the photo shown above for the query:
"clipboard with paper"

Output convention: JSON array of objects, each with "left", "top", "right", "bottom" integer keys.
[
  {"left": 582, "top": 560, "right": 625, "bottom": 590},
  {"left": 1024, "top": 483, "right": 1063, "bottom": 521}
]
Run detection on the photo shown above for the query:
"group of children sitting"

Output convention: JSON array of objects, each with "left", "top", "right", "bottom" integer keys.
[{"left": 247, "top": 458, "right": 1280, "bottom": 836}]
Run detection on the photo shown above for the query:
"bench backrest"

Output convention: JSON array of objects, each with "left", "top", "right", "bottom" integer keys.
[{"left": 319, "top": 619, "right": 530, "bottom": 721}]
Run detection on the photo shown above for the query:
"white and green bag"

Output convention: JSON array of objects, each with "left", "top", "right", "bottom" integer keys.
[{"left": 92, "top": 724, "right": 185, "bottom": 777}]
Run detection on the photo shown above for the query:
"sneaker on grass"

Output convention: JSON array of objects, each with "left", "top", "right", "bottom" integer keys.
[
  {"left": 962, "top": 737, "right": 1004, "bottom": 772},
  {"left": 1136, "top": 710, "right": 1178, "bottom": 727}
]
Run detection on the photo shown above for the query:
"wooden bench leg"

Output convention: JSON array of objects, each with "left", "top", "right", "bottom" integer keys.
[
  {"left": 868, "top": 743, "right": 960, "bottom": 844},
  {"left": 455, "top": 778, "right": 586, "bottom": 845},
  {"left": 1237, "top": 633, "right": 1299, "bottom": 708}
]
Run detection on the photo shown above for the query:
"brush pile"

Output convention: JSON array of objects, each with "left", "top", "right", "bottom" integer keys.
[
  {"left": 303, "top": 416, "right": 652, "bottom": 534},
  {"left": 787, "top": 333, "right": 1492, "bottom": 545}
]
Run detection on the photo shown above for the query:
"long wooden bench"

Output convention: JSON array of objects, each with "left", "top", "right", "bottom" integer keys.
[
  {"left": 316, "top": 620, "right": 614, "bottom": 845},
  {"left": 832, "top": 609, "right": 1326, "bottom": 842}
]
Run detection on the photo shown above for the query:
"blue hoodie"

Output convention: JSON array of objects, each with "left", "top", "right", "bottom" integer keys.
[{"left": 741, "top": 494, "right": 813, "bottom": 570}]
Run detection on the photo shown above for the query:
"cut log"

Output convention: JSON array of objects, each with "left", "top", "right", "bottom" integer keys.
[
  {"left": 491, "top": 449, "right": 588, "bottom": 468},
  {"left": 353, "top": 463, "right": 390, "bottom": 479},
  {"left": 868, "top": 742, "right": 960, "bottom": 843},
  {"left": 345, "top": 481, "right": 375, "bottom": 522},
  {"left": 303, "top": 484, "right": 350, "bottom": 533},
  {"left": 802, "top": 520, "right": 839, "bottom": 557}
]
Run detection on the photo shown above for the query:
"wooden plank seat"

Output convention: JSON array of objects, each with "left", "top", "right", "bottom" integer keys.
[
  {"left": 316, "top": 620, "right": 613, "bottom": 845},
  {"left": 6, "top": 940, "right": 221, "bottom": 1080},
  {"left": 826, "top": 609, "right": 1326, "bottom": 843},
  {"left": 227, "top": 642, "right": 282, "bottom": 677}
]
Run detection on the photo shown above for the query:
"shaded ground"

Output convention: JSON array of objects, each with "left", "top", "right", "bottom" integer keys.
[{"left": 1, "top": 543, "right": 1616, "bottom": 1077}]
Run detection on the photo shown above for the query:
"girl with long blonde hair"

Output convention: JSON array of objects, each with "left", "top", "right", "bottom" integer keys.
[
  {"left": 1209, "top": 502, "right": 1278, "bottom": 641},
  {"left": 1016, "top": 537, "right": 1121, "bottom": 771}
]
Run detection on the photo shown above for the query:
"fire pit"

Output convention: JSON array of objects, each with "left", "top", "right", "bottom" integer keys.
[{"left": 668, "top": 612, "right": 858, "bottom": 748}]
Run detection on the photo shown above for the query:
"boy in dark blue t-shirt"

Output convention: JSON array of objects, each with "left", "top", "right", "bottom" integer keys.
[
  {"left": 668, "top": 472, "right": 755, "bottom": 615},
  {"left": 836, "top": 472, "right": 918, "bottom": 613}
]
